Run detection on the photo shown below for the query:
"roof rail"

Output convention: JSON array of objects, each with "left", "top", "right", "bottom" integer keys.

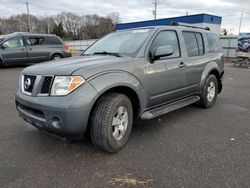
[{"left": 171, "top": 22, "right": 210, "bottom": 31}]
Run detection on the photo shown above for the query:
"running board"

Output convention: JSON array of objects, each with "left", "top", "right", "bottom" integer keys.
[{"left": 141, "top": 96, "right": 200, "bottom": 120}]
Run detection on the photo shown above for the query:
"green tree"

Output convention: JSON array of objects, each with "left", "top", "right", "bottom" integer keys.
[{"left": 52, "top": 22, "right": 65, "bottom": 38}]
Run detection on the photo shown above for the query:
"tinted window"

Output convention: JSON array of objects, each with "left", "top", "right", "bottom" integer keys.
[
  {"left": 206, "top": 33, "right": 222, "bottom": 53},
  {"left": 150, "top": 31, "right": 180, "bottom": 59},
  {"left": 195, "top": 33, "right": 204, "bottom": 55},
  {"left": 26, "top": 37, "right": 45, "bottom": 46},
  {"left": 2, "top": 37, "right": 24, "bottom": 48},
  {"left": 182, "top": 32, "right": 199, "bottom": 57},
  {"left": 46, "top": 36, "right": 62, "bottom": 45}
]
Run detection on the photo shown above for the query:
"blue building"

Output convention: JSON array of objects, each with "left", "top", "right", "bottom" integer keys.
[{"left": 116, "top": 13, "right": 222, "bottom": 34}]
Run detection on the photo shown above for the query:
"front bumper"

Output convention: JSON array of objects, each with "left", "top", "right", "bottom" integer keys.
[{"left": 15, "top": 82, "right": 98, "bottom": 137}]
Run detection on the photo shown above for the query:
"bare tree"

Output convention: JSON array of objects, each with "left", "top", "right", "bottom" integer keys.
[{"left": 0, "top": 11, "right": 121, "bottom": 39}]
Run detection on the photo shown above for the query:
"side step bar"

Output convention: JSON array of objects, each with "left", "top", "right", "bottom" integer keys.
[{"left": 141, "top": 96, "right": 200, "bottom": 120}]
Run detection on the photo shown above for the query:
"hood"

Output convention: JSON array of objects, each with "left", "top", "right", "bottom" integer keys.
[{"left": 22, "top": 56, "right": 130, "bottom": 76}]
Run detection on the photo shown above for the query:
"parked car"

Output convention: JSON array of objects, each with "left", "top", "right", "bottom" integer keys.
[
  {"left": 0, "top": 32, "right": 71, "bottom": 67},
  {"left": 15, "top": 25, "right": 224, "bottom": 152}
]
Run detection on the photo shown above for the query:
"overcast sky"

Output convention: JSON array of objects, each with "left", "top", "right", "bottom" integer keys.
[{"left": 0, "top": 0, "right": 250, "bottom": 34}]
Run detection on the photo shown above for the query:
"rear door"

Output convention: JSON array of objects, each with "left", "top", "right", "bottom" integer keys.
[
  {"left": 25, "top": 36, "right": 50, "bottom": 63},
  {"left": 145, "top": 30, "right": 187, "bottom": 107},
  {"left": 181, "top": 31, "right": 206, "bottom": 94},
  {"left": 0, "top": 36, "right": 28, "bottom": 65}
]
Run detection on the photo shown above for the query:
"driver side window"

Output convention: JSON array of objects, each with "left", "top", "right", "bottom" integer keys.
[{"left": 150, "top": 31, "right": 180, "bottom": 59}]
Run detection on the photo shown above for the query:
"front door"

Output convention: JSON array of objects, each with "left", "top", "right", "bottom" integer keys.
[
  {"left": 1, "top": 37, "right": 28, "bottom": 65},
  {"left": 145, "top": 30, "right": 187, "bottom": 108}
]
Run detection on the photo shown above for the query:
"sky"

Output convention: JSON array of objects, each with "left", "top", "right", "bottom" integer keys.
[{"left": 0, "top": 0, "right": 249, "bottom": 34}]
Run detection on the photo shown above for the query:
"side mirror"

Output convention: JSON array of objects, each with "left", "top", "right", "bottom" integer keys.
[
  {"left": 0, "top": 44, "right": 7, "bottom": 50},
  {"left": 152, "top": 45, "right": 173, "bottom": 61}
]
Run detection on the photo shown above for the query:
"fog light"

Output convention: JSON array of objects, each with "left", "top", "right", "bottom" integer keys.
[{"left": 52, "top": 117, "right": 61, "bottom": 129}]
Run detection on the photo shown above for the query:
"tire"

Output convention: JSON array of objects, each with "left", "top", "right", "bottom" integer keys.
[
  {"left": 197, "top": 75, "right": 218, "bottom": 108},
  {"left": 90, "top": 93, "right": 133, "bottom": 152},
  {"left": 51, "top": 54, "right": 62, "bottom": 60}
]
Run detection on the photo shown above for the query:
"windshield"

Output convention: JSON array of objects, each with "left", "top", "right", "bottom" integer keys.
[{"left": 83, "top": 29, "right": 152, "bottom": 57}]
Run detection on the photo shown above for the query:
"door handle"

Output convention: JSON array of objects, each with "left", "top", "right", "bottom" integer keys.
[
  {"left": 29, "top": 48, "right": 32, "bottom": 51},
  {"left": 21, "top": 48, "right": 25, "bottom": 51},
  {"left": 179, "top": 62, "right": 186, "bottom": 68}
]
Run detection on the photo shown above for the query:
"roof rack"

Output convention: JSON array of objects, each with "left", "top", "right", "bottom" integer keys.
[{"left": 171, "top": 22, "right": 210, "bottom": 31}]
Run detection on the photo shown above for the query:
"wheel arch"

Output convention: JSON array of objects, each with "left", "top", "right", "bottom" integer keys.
[
  {"left": 93, "top": 85, "right": 141, "bottom": 118},
  {"left": 209, "top": 69, "right": 223, "bottom": 93},
  {"left": 199, "top": 61, "right": 222, "bottom": 93}
]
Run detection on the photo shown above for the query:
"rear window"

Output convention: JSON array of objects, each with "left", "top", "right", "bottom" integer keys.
[
  {"left": 45, "top": 36, "right": 62, "bottom": 45},
  {"left": 182, "top": 31, "right": 204, "bottom": 57},
  {"left": 206, "top": 33, "right": 222, "bottom": 53}
]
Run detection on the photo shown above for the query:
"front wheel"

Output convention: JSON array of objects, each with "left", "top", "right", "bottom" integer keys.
[
  {"left": 90, "top": 93, "right": 133, "bottom": 152},
  {"left": 197, "top": 75, "right": 218, "bottom": 108}
]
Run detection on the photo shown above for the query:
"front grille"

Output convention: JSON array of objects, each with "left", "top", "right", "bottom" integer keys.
[
  {"left": 23, "top": 75, "right": 36, "bottom": 93},
  {"left": 41, "top": 76, "right": 53, "bottom": 94}
]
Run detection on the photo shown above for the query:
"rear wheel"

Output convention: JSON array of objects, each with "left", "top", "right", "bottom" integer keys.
[
  {"left": 197, "top": 75, "right": 218, "bottom": 108},
  {"left": 90, "top": 93, "right": 133, "bottom": 152},
  {"left": 51, "top": 54, "right": 62, "bottom": 60}
]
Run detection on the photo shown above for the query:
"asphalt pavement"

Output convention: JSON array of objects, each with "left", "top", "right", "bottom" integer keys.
[{"left": 0, "top": 65, "right": 250, "bottom": 188}]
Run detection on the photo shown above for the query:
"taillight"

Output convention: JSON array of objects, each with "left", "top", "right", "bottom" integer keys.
[{"left": 64, "top": 44, "right": 70, "bottom": 52}]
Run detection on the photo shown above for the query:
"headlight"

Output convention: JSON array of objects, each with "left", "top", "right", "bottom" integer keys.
[{"left": 50, "top": 76, "right": 85, "bottom": 96}]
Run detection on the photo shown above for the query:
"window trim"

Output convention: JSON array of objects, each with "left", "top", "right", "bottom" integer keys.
[
  {"left": 194, "top": 32, "right": 205, "bottom": 56},
  {"left": 148, "top": 29, "right": 182, "bottom": 61}
]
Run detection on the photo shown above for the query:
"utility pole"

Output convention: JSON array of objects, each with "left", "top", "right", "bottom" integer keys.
[
  {"left": 26, "top": 2, "right": 31, "bottom": 32},
  {"left": 238, "top": 10, "right": 243, "bottom": 35},
  {"left": 153, "top": 0, "right": 157, "bottom": 20}
]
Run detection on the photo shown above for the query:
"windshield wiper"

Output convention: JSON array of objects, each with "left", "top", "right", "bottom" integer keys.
[{"left": 93, "top": 51, "right": 122, "bottom": 57}]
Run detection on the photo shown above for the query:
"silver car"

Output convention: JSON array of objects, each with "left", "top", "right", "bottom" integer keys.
[
  {"left": 0, "top": 32, "right": 71, "bottom": 67},
  {"left": 16, "top": 25, "right": 224, "bottom": 152}
]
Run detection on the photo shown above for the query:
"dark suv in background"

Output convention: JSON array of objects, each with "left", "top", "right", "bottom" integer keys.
[{"left": 0, "top": 32, "right": 71, "bottom": 67}]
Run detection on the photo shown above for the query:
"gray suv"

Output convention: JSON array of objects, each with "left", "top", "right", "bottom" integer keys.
[
  {"left": 15, "top": 25, "right": 224, "bottom": 152},
  {"left": 0, "top": 32, "right": 71, "bottom": 67}
]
